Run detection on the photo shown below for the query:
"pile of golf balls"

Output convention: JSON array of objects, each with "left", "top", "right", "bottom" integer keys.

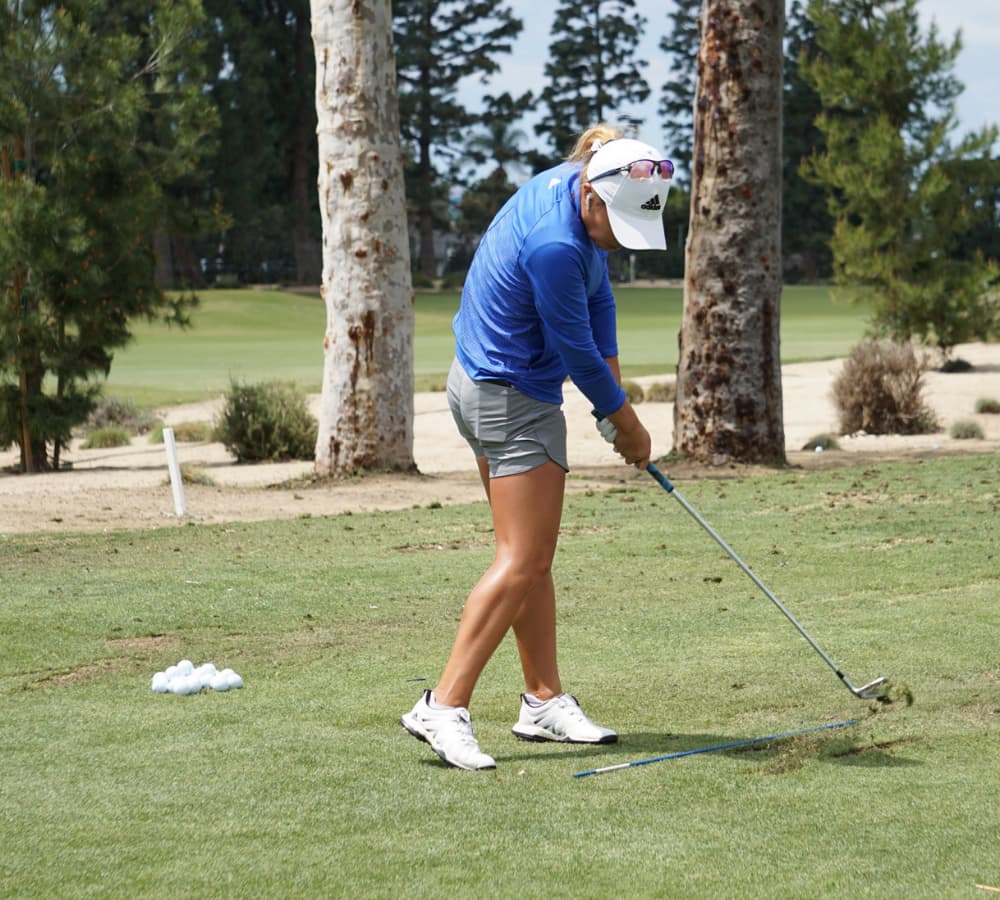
[{"left": 151, "top": 659, "right": 243, "bottom": 695}]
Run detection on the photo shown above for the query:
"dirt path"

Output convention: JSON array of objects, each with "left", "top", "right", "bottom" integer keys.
[{"left": 2, "top": 343, "right": 998, "bottom": 535}]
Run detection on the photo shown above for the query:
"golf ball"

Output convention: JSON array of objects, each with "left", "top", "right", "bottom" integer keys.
[
  {"left": 176, "top": 659, "right": 195, "bottom": 677},
  {"left": 151, "top": 672, "right": 170, "bottom": 693}
]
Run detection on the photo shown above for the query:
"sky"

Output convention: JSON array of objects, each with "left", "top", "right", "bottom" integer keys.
[{"left": 461, "top": 0, "right": 998, "bottom": 160}]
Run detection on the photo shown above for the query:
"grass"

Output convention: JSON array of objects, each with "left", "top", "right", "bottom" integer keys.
[
  {"left": 1, "top": 454, "right": 998, "bottom": 897},
  {"left": 103, "top": 285, "right": 870, "bottom": 407}
]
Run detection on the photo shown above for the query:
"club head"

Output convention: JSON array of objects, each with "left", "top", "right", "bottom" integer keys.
[{"left": 854, "top": 677, "right": 889, "bottom": 700}]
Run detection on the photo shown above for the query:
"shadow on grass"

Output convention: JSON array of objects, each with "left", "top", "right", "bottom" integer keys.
[{"left": 484, "top": 730, "right": 924, "bottom": 771}]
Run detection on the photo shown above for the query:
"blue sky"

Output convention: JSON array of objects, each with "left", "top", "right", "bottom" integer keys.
[{"left": 465, "top": 0, "right": 998, "bottom": 158}]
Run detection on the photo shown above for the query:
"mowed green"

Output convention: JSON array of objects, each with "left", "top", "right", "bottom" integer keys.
[
  {"left": 2, "top": 455, "right": 998, "bottom": 897},
  {"left": 104, "top": 285, "right": 870, "bottom": 406}
]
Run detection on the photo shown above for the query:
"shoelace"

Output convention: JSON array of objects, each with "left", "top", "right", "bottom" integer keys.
[
  {"left": 533, "top": 693, "right": 588, "bottom": 726},
  {"left": 440, "top": 707, "right": 480, "bottom": 748}
]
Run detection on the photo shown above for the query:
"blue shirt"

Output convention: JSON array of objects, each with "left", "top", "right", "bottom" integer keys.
[{"left": 453, "top": 162, "right": 627, "bottom": 417}]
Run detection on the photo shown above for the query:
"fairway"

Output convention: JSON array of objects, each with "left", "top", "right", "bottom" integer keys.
[
  {"left": 104, "top": 285, "right": 870, "bottom": 406},
  {"left": 1, "top": 455, "right": 997, "bottom": 897}
]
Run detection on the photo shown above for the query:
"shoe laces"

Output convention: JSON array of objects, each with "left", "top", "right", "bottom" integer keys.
[
  {"left": 534, "top": 693, "right": 588, "bottom": 724},
  {"left": 440, "top": 707, "right": 480, "bottom": 748}
]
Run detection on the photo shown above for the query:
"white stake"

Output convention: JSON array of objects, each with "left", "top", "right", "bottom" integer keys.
[{"left": 163, "top": 427, "right": 187, "bottom": 518}]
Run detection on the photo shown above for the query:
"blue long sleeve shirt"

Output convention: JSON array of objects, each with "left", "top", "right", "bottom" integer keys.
[{"left": 453, "top": 162, "right": 627, "bottom": 418}]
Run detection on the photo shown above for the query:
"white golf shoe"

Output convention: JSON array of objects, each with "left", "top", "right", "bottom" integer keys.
[
  {"left": 401, "top": 690, "right": 496, "bottom": 771},
  {"left": 512, "top": 693, "right": 618, "bottom": 744}
]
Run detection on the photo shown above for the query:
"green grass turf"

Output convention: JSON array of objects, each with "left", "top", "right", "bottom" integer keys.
[
  {"left": 1, "top": 455, "right": 997, "bottom": 897},
  {"left": 103, "top": 285, "right": 869, "bottom": 407}
]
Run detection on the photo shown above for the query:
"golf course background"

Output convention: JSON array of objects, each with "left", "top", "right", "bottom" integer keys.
[
  {"left": 103, "top": 285, "right": 872, "bottom": 407},
  {"left": 3, "top": 286, "right": 998, "bottom": 896}
]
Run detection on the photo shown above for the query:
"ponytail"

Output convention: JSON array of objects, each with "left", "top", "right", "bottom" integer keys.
[{"left": 565, "top": 123, "right": 624, "bottom": 168}]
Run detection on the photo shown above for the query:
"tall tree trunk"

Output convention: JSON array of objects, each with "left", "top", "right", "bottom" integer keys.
[
  {"left": 673, "top": 0, "right": 785, "bottom": 465},
  {"left": 311, "top": 0, "right": 415, "bottom": 476}
]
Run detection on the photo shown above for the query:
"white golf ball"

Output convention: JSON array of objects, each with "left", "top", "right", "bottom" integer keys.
[
  {"left": 151, "top": 672, "right": 170, "bottom": 693},
  {"left": 171, "top": 675, "right": 199, "bottom": 695},
  {"left": 176, "top": 659, "right": 195, "bottom": 677},
  {"left": 165, "top": 665, "right": 179, "bottom": 680},
  {"left": 210, "top": 672, "right": 231, "bottom": 692}
]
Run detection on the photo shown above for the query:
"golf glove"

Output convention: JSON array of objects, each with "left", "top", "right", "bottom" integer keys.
[{"left": 594, "top": 415, "right": 617, "bottom": 444}]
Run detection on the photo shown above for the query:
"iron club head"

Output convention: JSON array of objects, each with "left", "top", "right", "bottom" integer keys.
[{"left": 854, "top": 676, "right": 889, "bottom": 700}]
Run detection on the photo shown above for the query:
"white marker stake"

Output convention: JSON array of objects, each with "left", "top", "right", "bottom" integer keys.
[{"left": 163, "top": 427, "right": 187, "bottom": 517}]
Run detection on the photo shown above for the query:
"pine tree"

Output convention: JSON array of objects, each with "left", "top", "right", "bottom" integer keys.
[
  {"left": 536, "top": 0, "right": 650, "bottom": 156},
  {"left": 0, "top": 0, "right": 216, "bottom": 472},
  {"left": 802, "top": 0, "right": 998, "bottom": 355},
  {"left": 201, "top": 0, "right": 319, "bottom": 284},
  {"left": 392, "top": 0, "right": 523, "bottom": 279},
  {"left": 657, "top": 0, "right": 701, "bottom": 182},
  {"left": 782, "top": 0, "right": 833, "bottom": 281}
]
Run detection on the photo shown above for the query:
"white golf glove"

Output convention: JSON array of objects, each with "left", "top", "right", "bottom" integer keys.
[{"left": 594, "top": 415, "right": 617, "bottom": 444}]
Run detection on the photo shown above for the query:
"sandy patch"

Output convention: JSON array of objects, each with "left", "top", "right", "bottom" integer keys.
[{"left": 2, "top": 342, "right": 998, "bottom": 535}]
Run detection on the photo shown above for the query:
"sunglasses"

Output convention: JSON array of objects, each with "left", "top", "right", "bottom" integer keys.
[{"left": 589, "top": 158, "right": 675, "bottom": 183}]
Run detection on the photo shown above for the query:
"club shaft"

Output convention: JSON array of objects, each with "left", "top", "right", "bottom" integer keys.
[
  {"left": 574, "top": 719, "right": 858, "bottom": 778},
  {"left": 646, "top": 464, "right": 858, "bottom": 693}
]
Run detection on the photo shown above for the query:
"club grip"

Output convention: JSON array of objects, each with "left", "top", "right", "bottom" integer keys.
[{"left": 646, "top": 462, "right": 674, "bottom": 493}]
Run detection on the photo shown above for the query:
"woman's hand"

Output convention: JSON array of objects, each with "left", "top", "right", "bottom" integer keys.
[{"left": 607, "top": 402, "right": 651, "bottom": 469}]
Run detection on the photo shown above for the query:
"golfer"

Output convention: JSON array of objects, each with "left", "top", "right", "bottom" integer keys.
[{"left": 402, "top": 125, "right": 673, "bottom": 770}]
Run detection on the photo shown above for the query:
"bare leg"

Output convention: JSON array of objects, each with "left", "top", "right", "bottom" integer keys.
[{"left": 433, "top": 460, "right": 565, "bottom": 710}]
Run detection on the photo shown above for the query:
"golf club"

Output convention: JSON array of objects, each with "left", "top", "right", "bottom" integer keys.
[
  {"left": 574, "top": 718, "right": 858, "bottom": 778},
  {"left": 646, "top": 463, "right": 888, "bottom": 701}
]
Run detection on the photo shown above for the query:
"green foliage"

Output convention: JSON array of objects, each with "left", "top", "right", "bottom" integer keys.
[
  {"left": 783, "top": 0, "right": 834, "bottom": 282},
  {"left": 801, "top": 432, "right": 841, "bottom": 450},
  {"left": 948, "top": 420, "right": 984, "bottom": 440},
  {"left": 393, "top": 0, "right": 523, "bottom": 276},
  {"left": 80, "top": 426, "right": 132, "bottom": 449},
  {"left": 199, "top": 0, "right": 315, "bottom": 284},
  {"left": 831, "top": 339, "right": 938, "bottom": 435},
  {"left": 656, "top": 0, "right": 700, "bottom": 182},
  {"left": 974, "top": 397, "right": 1000, "bottom": 414},
  {"left": 536, "top": 0, "right": 650, "bottom": 155},
  {"left": 149, "top": 421, "right": 213, "bottom": 444},
  {"left": 215, "top": 379, "right": 317, "bottom": 462},
  {"left": 0, "top": 0, "right": 216, "bottom": 470},
  {"left": 802, "top": 0, "right": 999, "bottom": 355},
  {"left": 1, "top": 457, "right": 997, "bottom": 895}
]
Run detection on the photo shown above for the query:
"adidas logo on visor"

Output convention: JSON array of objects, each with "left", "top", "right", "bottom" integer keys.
[{"left": 641, "top": 195, "right": 661, "bottom": 212}]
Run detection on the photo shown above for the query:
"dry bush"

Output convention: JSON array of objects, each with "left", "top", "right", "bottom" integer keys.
[
  {"left": 644, "top": 380, "right": 677, "bottom": 403},
  {"left": 832, "top": 340, "right": 939, "bottom": 435}
]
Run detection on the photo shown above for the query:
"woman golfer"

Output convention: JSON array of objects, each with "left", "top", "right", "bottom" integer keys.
[{"left": 402, "top": 125, "right": 674, "bottom": 770}]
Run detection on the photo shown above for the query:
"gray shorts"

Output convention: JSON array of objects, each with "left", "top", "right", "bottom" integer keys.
[{"left": 447, "top": 358, "right": 568, "bottom": 478}]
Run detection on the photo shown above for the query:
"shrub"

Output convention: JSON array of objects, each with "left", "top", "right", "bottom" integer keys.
[
  {"left": 974, "top": 397, "right": 1000, "bottom": 414},
  {"left": 149, "top": 421, "right": 214, "bottom": 444},
  {"left": 949, "top": 420, "right": 984, "bottom": 440},
  {"left": 87, "top": 396, "right": 160, "bottom": 435},
  {"left": 180, "top": 464, "right": 216, "bottom": 486},
  {"left": 939, "top": 357, "right": 973, "bottom": 373},
  {"left": 621, "top": 380, "right": 644, "bottom": 404},
  {"left": 215, "top": 380, "right": 317, "bottom": 462},
  {"left": 644, "top": 380, "right": 677, "bottom": 403},
  {"left": 801, "top": 433, "right": 840, "bottom": 451},
  {"left": 80, "top": 426, "right": 132, "bottom": 449},
  {"left": 832, "top": 340, "right": 938, "bottom": 435}
]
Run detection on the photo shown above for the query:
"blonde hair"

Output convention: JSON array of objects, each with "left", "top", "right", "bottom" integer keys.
[{"left": 565, "top": 124, "right": 624, "bottom": 167}]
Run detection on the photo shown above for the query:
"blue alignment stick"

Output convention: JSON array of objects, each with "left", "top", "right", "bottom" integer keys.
[{"left": 573, "top": 719, "right": 858, "bottom": 778}]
